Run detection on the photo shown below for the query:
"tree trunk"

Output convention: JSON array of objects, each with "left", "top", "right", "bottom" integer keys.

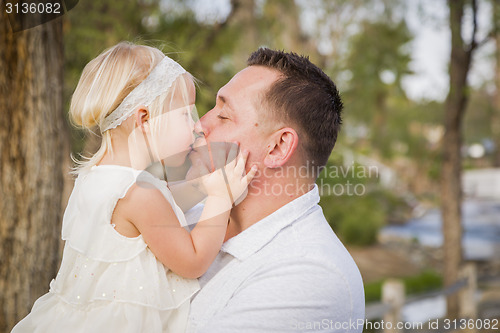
[
  {"left": 441, "top": 0, "right": 473, "bottom": 319},
  {"left": 0, "top": 7, "right": 68, "bottom": 332},
  {"left": 493, "top": 1, "right": 500, "bottom": 167}
]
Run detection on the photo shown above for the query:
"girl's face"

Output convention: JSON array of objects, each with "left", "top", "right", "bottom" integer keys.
[{"left": 150, "top": 77, "right": 197, "bottom": 167}]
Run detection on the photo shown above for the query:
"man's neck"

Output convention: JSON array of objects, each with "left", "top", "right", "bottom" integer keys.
[{"left": 224, "top": 177, "right": 315, "bottom": 242}]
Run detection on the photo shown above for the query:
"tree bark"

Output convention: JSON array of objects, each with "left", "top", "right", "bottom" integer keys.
[
  {"left": 493, "top": 0, "right": 500, "bottom": 167},
  {"left": 0, "top": 7, "right": 68, "bottom": 331},
  {"left": 441, "top": 0, "right": 475, "bottom": 319}
]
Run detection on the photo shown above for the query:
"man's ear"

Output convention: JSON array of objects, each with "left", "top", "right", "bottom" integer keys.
[
  {"left": 135, "top": 106, "right": 150, "bottom": 132},
  {"left": 263, "top": 127, "right": 299, "bottom": 168}
]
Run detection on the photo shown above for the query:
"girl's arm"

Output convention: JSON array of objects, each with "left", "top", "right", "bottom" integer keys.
[
  {"left": 120, "top": 148, "right": 256, "bottom": 279},
  {"left": 123, "top": 186, "right": 230, "bottom": 279},
  {"left": 167, "top": 179, "right": 206, "bottom": 213}
]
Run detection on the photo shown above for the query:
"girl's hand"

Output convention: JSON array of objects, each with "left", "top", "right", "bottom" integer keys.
[
  {"left": 193, "top": 143, "right": 257, "bottom": 205},
  {"left": 222, "top": 147, "right": 257, "bottom": 204}
]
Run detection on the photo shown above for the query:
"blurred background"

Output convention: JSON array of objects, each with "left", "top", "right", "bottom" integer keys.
[{"left": 1, "top": 0, "right": 500, "bottom": 331}]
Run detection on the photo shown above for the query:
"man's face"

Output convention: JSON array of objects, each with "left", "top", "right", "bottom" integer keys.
[{"left": 198, "top": 66, "right": 281, "bottom": 170}]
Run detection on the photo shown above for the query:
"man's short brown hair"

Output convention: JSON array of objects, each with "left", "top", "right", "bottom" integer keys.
[{"left": 247, "top": 48, "right": 343, "bottom": 176}]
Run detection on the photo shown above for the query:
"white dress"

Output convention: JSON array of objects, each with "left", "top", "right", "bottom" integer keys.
[{"left": 12, "top": 165, "right": 200, "bottom": 333}]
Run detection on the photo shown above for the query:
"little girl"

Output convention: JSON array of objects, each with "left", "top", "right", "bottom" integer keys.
[{"left": 12, "top": 42, "right": 256, "bottom": 332}]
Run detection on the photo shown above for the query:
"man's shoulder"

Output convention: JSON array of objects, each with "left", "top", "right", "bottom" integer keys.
[
  {"left": 265, "top": 206, "right": 348, "bottom": 261},
  {"left": 254, "top": 206, "right": 361, "bottom": 280},
  {"left": 190, "top": 204, "right": 365, "bottom": 331},
  {"left": 253, "top": 207, "right": 365, "bottom": 313},
  {"left": 240, "top": 210, "right": 365, "bottom": 323}
]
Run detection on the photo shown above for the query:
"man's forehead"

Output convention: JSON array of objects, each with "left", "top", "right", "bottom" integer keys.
[{"left": 220, "top": 66, "right": 281, "bottom": 98}]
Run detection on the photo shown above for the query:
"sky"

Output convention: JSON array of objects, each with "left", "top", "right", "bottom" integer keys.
[
  {"left": 185, "top": 0, "right": 495, "bottom": 102},
  {"left": 402, "top": 0, "right": 494, "bottom": 101}
]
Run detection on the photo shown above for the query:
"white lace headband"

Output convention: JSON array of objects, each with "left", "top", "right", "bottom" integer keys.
[{"left": 100, "top": 55, "right": 187, "bottom": 133}]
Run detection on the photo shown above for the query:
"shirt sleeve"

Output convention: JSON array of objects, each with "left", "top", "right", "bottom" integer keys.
[{"left": 194, "top": 258, "right": 363, "bottom": 333}]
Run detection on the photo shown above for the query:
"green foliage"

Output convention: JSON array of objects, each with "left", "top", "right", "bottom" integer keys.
[
  {"left": 318, "top": 152, "right": 415, "bottom": 245},
  {"left": 152, "top": 12, "right": 241, "bottom": 116},
  {"left": 339, "top": 11, "right": 445, "bottom": 184},
  {"left": 318, "top": 158, "right": 388, "bottom": 246},
  {"left": 343, "top": 17, "right": 414, "bottom": 158},
  {"left": 404, "top": 270, "right": 442, "bottom": 295},
  {"left": 364, "top": 279, "right": 384, "bottom": 303},
  {"left": 329, "top": 195, "right": 385, "bottom": 246},
  {"left": 364, "top": 270, "right": 443, "bottom": 303},
  {"left": 64, "top": 0, "right": 155, "bottom": 95}
]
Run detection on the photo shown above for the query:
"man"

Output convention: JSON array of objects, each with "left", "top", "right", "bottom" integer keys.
[{"left": 187, "top": 48, "right": 365, "bottom": 332}]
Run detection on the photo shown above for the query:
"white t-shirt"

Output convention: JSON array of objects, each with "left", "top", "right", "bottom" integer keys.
[{"left": 187, "top": 185, "right": 365, "bottom": 333}]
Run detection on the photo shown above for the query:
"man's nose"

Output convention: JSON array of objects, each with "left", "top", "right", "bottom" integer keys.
[{"left": 197, "top": 109, "right": 214, "bottom": 137}]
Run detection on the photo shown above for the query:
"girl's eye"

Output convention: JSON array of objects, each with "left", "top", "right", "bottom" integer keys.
[{"left": 217, "top": 114, "right": 228, "bottom": 120}]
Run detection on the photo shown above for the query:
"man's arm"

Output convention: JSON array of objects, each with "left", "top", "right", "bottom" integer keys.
[{"left": 194, "top": 259, "right": 364, "bottom": 333}]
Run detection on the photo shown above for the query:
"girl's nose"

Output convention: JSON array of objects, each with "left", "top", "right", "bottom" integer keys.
[{"left": 194, "top": 119, "right": 206, "bottom": 137}]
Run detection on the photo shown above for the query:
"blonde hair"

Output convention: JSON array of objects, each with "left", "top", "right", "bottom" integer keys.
[{"left": 69, "top": 41, "right": 193, "bottom": 174}]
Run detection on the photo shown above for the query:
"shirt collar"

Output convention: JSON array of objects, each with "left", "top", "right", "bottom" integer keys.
[{"left": 221, "top": 184, "right": 320, "bottom": 260}]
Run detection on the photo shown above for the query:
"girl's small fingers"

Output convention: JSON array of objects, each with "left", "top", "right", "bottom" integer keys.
[
  {"left": 229, "top": 145, "right": 242, "bottom": 170},
  {"left": 238, "top": 149, "right": 249, "bottom": 167},
  {"left": 226, "top": 141, "right": 239, "bottom": 165},
  {"left": 243, "top": 165, "right": 258, "bottom": 185},
  {"left": 234, "top": 150, "right": 249, "bottom": 175}
]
